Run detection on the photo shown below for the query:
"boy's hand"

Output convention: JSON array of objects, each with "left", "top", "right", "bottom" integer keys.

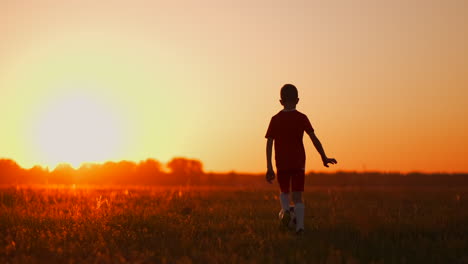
[
  {"left": 322, "top": 158, "right": 337, "bottom": 167},
  {"left": 266, "top": 169, "right": 275, "bottom": 183}
]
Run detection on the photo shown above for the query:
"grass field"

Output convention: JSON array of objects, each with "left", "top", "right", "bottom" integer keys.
[{"left": 1, "top": 184, "right": 468, "bottom": 263}]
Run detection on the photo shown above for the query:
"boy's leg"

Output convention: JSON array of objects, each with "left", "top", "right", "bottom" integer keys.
[
  {"left": 291, "top": 169, "right": 305, "bottom": 232},
  {"left": 277, "top": 170, "right": 292, "bottom": 227},
  {"left": 292, "top": 191, "right": 303, "bottom": 204},
  {"left": 279, "top": 192, "right": 291, "bottom": 227},
  {"left": 279, "top": 192, "right": 290, "bottom": 211},
  {"left": 292, "top": 192, "right": 304, "bottom": 232},
  {"left": 277, "top": 170, "right": 291, "bottom": 211}
]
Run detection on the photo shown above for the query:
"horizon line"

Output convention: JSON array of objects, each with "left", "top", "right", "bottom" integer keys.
[{"left": 0, "top": 157, "right": 467, "bottom": 175}]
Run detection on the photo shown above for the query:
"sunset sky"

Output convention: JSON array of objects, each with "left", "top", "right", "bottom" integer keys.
[{"left": 1, "top": 0, "right": 467, "bottom": 173}]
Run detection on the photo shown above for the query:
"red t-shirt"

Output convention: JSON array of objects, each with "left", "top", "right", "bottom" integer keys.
[{"left": 265, "top": 110, "right": 314, "bottom": 170}]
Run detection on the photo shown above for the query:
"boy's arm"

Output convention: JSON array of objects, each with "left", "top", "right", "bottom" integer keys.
[
  {"left": 266, "top": 138, "right": 275, "bottom": 183},
  {"left": 306, "top": 130, "right": 337, "bottom": 167}
]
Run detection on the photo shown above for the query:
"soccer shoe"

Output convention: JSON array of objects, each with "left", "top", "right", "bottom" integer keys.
[
  {"left": 296, "top": 228, "right": 304, "bottom": 236},
  {"left": 279, "top": 210, "right": 291, "bottom": 228}
]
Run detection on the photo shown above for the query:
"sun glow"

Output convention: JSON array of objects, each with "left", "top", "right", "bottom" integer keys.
[{"left": 32, "top": 92, "right": 123, "bottom": 168}]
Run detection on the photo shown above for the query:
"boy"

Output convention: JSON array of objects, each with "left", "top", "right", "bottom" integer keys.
[{"left": 265, "top": 84, "right": 337, "bottom": 234}]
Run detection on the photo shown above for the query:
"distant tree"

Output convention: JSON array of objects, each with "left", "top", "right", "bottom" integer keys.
[
  {"left": 167, "top": 157, "right": 204, "bottom": 184},
  {"left": 0, "top": 159, "right": 24, "bottom": 183},
  {"left": 100, "top": 161, "right": 137, "bottom": 184},
  {"left": 50, "top": 163, "right": 76, "bottom": 184},
  {"left": 77, "top": 163, "right": 102, "bottom": 184},
  {"left": 26, "top": 165, "right": 49, "bottom": 184},
  {"left": 138, "top": 158, "right": 162, "bottom": 173},
  {"left": 136, "top": 159, "right": 164, "bottom": 184}
]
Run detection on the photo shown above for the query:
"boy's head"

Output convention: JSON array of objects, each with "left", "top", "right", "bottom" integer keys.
[{"left": 280, "top": 84, "right": 299, "bottom": 107}]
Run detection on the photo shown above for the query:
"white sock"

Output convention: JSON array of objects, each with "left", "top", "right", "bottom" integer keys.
[
  {"left": 295, "top": 203, "right": 305, "bottom": 231},
  {"left": 279, "top": 193, "right": 290, "bottom": 211}
]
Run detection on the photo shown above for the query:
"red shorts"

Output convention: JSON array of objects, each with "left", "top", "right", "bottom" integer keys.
[{"left": 277, "top": 169, "right": 305, "bottom": 193}]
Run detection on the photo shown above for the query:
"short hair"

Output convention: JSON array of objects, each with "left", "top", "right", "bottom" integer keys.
[{"left": 280, "top": 84, "right": 298, "bottom": 102}]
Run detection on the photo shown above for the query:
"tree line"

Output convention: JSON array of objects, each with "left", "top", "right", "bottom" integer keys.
[
  {"left": 0, "top": 158, "right": 204, "bottom": 185},
  {"left": 0, "top": 158, "right": 467, "bottom": 186}
]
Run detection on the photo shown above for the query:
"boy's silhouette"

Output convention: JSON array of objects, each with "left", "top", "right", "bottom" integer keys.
[{"left": 265, "top": 84, "right": 337, "bottom": 234}]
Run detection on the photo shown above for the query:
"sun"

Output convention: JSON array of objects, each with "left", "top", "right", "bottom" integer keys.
[{"left": 32, "top": 92, "right": 123, "bottom": 168}]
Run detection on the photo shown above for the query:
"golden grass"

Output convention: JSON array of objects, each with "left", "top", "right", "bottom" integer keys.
[{"left": 1, "top": 185, "right": 468, "bottom": 263}]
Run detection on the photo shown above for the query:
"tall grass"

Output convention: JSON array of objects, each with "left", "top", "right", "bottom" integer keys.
[{"left": 1, "top": 185, "right": 468, "bottom": 263}]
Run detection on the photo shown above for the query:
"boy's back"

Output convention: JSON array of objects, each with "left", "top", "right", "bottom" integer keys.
[{"left": 265, "top": 110, "right": 313, "bottom": 170}]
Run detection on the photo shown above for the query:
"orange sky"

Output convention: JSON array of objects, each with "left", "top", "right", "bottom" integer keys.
[{"left": 1, "top": 0, "right": 467, "bottom": 173}]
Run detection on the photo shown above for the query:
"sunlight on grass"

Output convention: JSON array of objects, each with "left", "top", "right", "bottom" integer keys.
[{"left": 1, "top": 185, "right": 468, "bottom": 263}]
